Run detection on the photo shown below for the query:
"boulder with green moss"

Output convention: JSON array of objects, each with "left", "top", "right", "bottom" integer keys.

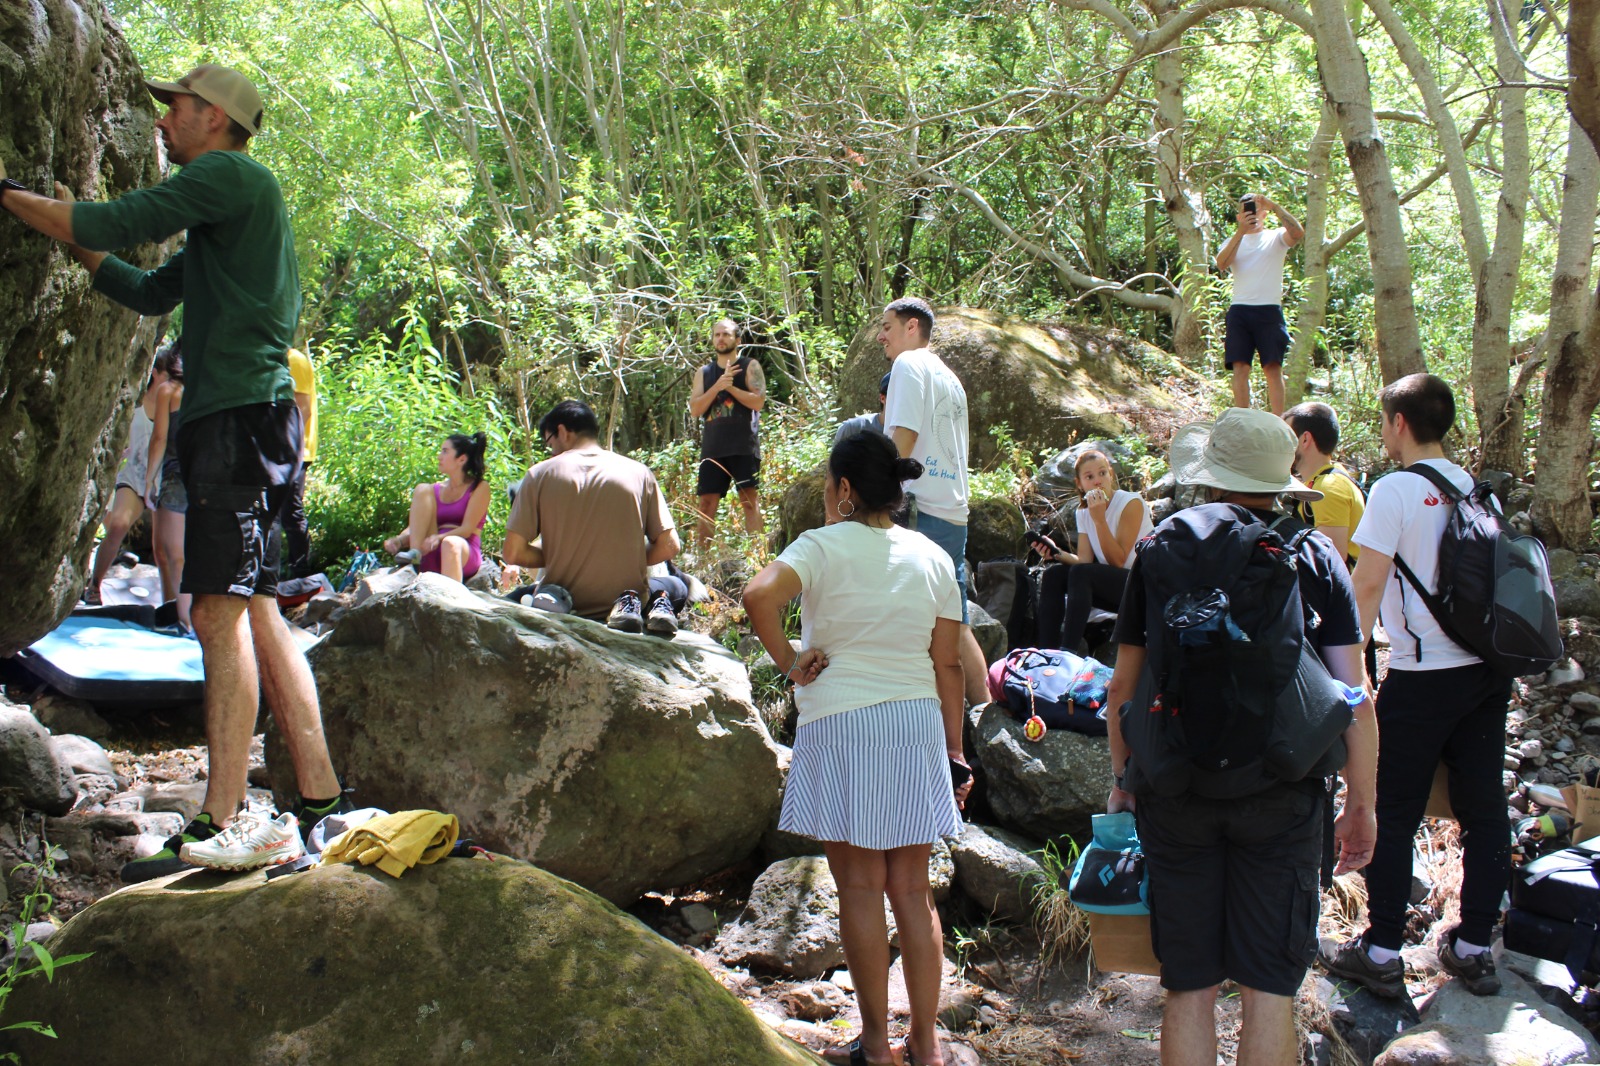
[
  {"left": 838, "top": 307, "right": 1191, "bottom": 464},
  {"left": 0, "top": 858, "right": 822, "bottom": 1065},
  {"left": 267, "top": 575, "right": 784, "bottom": 905}
]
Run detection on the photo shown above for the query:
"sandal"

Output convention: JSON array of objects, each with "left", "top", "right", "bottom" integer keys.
[{"left": 825, "top": 1039, "right": 897, "bottom": 1066}]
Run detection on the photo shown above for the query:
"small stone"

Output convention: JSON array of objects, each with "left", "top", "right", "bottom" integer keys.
[
  {"left": 1583, "top": 716, "right": 1600, "bottom": 734},
  {"left": 1557, "top": 737, "right": 1576, "bottom": 753},
  {"left": 1548, "top": 660, "right": 1586, "bottom": 686},
  {"left": 1506, "top": 754, "right": 1523, "bottom": 770},
  {"left": 680, "top": 903, "right": 718, "bottom": 935},
  {"left": 779, "top": 981, "right": 848, "bottom": 1022},
  {"left": 831, "top": 969, "right": 854, "bottom": 992},
  {"left": 1520, "top": 739, "right": 1544, "bottom": 760},
  {"left": 1571, "top": 692, "right": 1600, "bottom": 712}
]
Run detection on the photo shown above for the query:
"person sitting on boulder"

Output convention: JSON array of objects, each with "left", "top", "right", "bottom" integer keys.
[
  {"left": 1033, "top": 449, "right": 1151, "bottom": 654},
  {"left": 85, "top": 350, "right": 162, "bottom": 605},
  {"left": 744, "top": 429, "right": 971, "bottom": 1066},
  {"left": 383, "top": 432, "right": 491, "bottom": 584},
  {"left": 502, "top": 400, "right": 683, "bottom": 635}
]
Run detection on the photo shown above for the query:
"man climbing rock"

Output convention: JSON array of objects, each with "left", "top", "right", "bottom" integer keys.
[{"left": 1, "top": 64, "right": 348, "bottom": 880}]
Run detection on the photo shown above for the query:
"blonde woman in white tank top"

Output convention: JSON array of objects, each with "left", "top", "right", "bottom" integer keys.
[{"left": 1034, "top": 450, "right": 1152, "bottom": 652}]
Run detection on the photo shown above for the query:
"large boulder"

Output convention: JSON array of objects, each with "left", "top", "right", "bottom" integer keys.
[
  {"left": 0, "top": 858, "right": 821, "bottom": 1065},
  {"left": 970, "top": 702, "right": 1109, "bottom": 842},
  {"left": 1547, "top": 549, "right": 1600, "bottom": 619},
  {"left": 1, "top": 1, "right": 174, "bottom": 655},
  {"left": 1373, "top": 963, "right": 1599, "bottom": 1066},
  {"left": 0, "top": 699, "right": 76, "bottom": 815},
  {"left": 949, "top": 823, "right": 1049, "bottom": 925},
  {"left": 838, "top": 308, "right": 1193, "bottom": 464},
  {"left": 270, "top": 575, "right": 784, "bottom": 905}
]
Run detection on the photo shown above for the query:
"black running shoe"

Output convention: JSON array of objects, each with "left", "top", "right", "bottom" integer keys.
[
  {"left": 645, "top": 593, "right": 678, "bottom": 638},
  {"left": 1438, "top": 931, "right": 1501, "bottom": 995},
  {"left": 119, "top": 814, "right": 221, "bottom": 884},
  {"left": 607, "top": 590, "right": 644, "bottom": 633}
]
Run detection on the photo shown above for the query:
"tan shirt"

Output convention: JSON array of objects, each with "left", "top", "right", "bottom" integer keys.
[{"left": 507, "top": 446, "right": 673, "bottom": 619}]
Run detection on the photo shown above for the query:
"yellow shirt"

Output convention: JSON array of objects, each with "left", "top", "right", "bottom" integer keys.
[
  {"left": 286, "top": 348, "right": 318, "bottom": 462},
  {"left": 1302, "top": 463, "right": 1365, "bottom": 563}
]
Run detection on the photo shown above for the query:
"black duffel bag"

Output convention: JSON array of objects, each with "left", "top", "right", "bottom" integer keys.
[{"left": 1505, "top": 839, "right": 1600, "bottom": 983}]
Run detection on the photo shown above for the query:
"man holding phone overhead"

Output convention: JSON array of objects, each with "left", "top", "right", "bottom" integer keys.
[{"left": 1215, "top": 192, "right": 1304, "bottom": 416}]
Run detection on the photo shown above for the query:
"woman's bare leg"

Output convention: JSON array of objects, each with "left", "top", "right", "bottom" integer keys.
[{"left": 90, "top": 487, "right": 144, "bottom": 593}]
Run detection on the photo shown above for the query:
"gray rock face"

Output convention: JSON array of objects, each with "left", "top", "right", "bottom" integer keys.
[
  {"left": 0, "top": 859, "right": 821, "bottom": 1066},
  {"left": 971, "top": 702, "right": 1109, "bottom": 842},
  {"left": 949, "top": 823, "right": 1048, "bottom": 925},
  {"left": 837, "top": 308, "right": 1190, "bottom": 464},
  {"left": 49, "top": 734, "right": 115, "bottom": 779},
  {"left": 1, "top": 1, "right": 174, "bottom": 656},
  {"left": 1374, "top": 963, "right": 1600, "bottom": 1066},
  {"left": 967, "top": 601, "right": 1007, "bottom": 667},
  {"left": 0, "top": 702, "right": 75, "bottom": 815},
  {"left": 716, "top": 856, "right": 853, "bottom": 978},
  {"left": 270, "top": 575, "right": 784, "bottom": 905},
  {"left": 966, "top": 498, "right": 1026, "bottom": 567}
]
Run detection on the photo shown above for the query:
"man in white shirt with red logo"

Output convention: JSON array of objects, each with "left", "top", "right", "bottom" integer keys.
[
  {"left": 1319, "top": 373, "right": 1508, "bottom": 999},
  {"left": 1214, "top": 193, "right": 1303, "bottom": 415}
]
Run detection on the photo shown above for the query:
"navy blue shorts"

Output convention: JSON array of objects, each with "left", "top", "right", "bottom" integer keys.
[
  {"left": 696, "top": 453, "right": 760, "bottom": 496},
  {"left": 1224, "top": 304, "right": 1290, "bottom": 367}
]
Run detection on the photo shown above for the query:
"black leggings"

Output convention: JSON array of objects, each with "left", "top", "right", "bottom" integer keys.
[
  {"left": 1036, "top": 562, "right": 1129, "bottom": 652},
  {"left": 1363, "top": 662, "right": 1513, "bottom": 950}
]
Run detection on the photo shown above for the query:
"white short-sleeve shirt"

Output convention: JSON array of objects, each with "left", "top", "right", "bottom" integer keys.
[
  {"left": 883, "top": 347, "right": 970, "bottom": 524},
  {"left": 1229, "top": 229, "right": 1291, "bottom": 305}
]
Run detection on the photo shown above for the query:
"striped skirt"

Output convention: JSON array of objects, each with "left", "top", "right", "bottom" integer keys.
[{"left": 779, "top": 698, "right": 963, "bottom": 851}]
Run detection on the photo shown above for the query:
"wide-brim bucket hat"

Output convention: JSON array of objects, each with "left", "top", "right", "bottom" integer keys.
[{"left": 1169, "top": 408, "right": 1322, "bottom": 503}]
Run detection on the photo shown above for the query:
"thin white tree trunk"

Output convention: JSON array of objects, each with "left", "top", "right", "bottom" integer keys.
[
  {"left": 1286, "top": 102, "right": 1336, "bottom": 402},
  {"left": 1151, "top": 0, "right": 1208, "bottom": 361}
]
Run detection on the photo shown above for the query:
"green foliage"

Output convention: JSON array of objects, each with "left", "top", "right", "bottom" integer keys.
[
  {"left": 0, "top": 853, "right": 92, "bottom": 1061},
  {"left": 306, "top": 309, "right": 526, "bottom": 571}
]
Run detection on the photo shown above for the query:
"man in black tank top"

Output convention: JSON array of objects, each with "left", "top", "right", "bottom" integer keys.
[{"left": 688, "top": 318, "right": 767, "bottom": 547}]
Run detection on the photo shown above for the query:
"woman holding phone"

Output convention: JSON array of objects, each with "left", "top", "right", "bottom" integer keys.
[
  {"left": 744, "top": 430, "right": 969, "bottom": 1066},
  {"left": 1034, "top": 449, "right": 1151, "bottom": 653}
]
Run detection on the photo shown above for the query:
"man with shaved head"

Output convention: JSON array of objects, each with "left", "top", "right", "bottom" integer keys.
[{"left": 688, "top": 317, "right": 767, "bottom": 547}]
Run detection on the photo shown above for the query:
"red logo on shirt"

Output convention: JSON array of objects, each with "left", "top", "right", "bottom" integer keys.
[{"left": 1423, "top": 494, "right": 1441, "bottom": 506}]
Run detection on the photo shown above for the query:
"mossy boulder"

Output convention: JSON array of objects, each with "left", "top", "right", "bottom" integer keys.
[
  {"left": 838, "top": 308, "right": 1189, "bottom": 464},
  {"left": 0, "top": 0, "right": 174, "bottom": 655},
  {"left": 268, "top": 575, "right": 784, "bottom": 905},
  {"left": 0, "top": 858, "right": 822, "bottom": 1065}
]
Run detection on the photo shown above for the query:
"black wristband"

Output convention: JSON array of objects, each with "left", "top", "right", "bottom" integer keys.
[{"left": 0, "top": 178, "right": 27, "bottom": 204}]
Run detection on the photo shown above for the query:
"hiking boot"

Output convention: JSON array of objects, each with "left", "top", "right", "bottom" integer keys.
[
  {"left": 119, "top": 814, "right": 221, "bottom": 883},
  {"left": 1318, "top": 934, "right": 1406, "bottom": 998},
  {"left": 607, "top": 590, "right": 644, "bottom": 633},
  {"left": 645, "top": 593, "right": 678, "bottom": 638},
  {"left": 1438, "top": 933, "right": 1501, "bottom": 995},
  {"left": 179, "top": 810, "right": 304, "bottom": 872}
]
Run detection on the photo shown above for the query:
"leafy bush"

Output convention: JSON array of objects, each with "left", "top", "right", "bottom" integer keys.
[{"left": 307, "top": 310, "right": 528, "bottom": 573}]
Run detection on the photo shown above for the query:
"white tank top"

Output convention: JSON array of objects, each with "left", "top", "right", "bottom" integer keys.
[{"left": 1076, "top": 489, "right": 1152, "bottom": 569}]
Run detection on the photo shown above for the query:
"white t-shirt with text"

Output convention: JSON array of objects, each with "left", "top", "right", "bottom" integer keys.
[
  {"left": 1351, "top": 458, "right": 1479, "bottom": 671},
  {"left": 883, "top": 347, "right": 970, "bottom": 524},
  {"left": 1229, "top": 229, "right": 1291, "bottom": 305},
  {"left": 778, "top": 522, "right": 962, "bottom": 727}
]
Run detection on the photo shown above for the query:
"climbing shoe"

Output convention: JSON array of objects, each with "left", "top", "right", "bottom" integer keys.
[
  {"left": 180, "top": 810, "right": 304, "bottom": 872},
  {"left": 1317, "top": 934, "right": 1405, "bottom": 998},
  {"left": 296, "top": 791, "right": 357, "bottom": 841},
  {"left": 119, "top": 813, "right": 221, "bottom": 884},
  {"left": 606, "top": 590, "right": 644, "bottom": 633}
]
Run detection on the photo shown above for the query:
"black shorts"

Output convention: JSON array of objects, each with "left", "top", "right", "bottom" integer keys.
[
  {"left": 176, "top": 401, "right": 303, "bottom": 599},
  {"left": 1224, "top": 304, "right": 1290, "bottom": 367},
  {"left": 696, "top": 453, "right": 760, "bottom": 497},
  {"left": 1138, "top": 782, "right": 1324, "bottom": 996}
]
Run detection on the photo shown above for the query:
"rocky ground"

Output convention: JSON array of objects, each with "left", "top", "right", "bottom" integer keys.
[{"left": 9, "top": 560, "right": 1600, "bottom": 1064}]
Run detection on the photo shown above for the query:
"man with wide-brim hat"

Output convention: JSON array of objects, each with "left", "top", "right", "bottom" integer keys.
[
  {"left": 1101, "top": 407, "right": 1378, "bottom": 1066},
  {"left": 0, "top": 63, "right": 348, "bottom": 883}
]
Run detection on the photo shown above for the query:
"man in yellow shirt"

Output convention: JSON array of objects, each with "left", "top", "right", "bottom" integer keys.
[{"left": 281, "top": 347, "right": 318, "bottom": 575}]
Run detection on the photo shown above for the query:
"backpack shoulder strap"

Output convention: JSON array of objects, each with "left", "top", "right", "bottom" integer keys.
[{"left": 1402, "top": 463, "right": 1466, "bottom": 502}]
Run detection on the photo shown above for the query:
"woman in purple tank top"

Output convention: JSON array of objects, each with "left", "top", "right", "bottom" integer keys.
[{"left": 383, "top": 432, "right": 491, "bottom": 582}]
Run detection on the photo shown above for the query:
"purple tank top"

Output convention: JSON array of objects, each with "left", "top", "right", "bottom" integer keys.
[{"left": 434, "top": 482, "right": 484, "bottom": 539}]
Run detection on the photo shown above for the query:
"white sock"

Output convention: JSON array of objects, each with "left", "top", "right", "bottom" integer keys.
[
  {"left": 1366, "top": 943, "right": 1400, "bottom": 965},
  {"left": 1453, "top": 937, "right": 1490, "bottom": 957}
]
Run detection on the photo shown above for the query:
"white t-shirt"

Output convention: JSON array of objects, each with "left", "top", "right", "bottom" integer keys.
[
  {"left": 1351, "top": 458, "right": 1479, "bottom": 671},
  {"left": 1077, "top": 489, "right": 1152, "bottom": 569},
  {"left": 777, "top": 522, "right": 963, "bottom": 726},
  {"left": 883, "top": 347, "right": 970, "bottom": 524},
  {"left": 1229, "top": 229, "right": 1291, "bottom": 305}
]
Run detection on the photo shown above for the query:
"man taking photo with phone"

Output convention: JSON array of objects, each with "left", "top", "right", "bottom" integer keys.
[{"left": 1215, "top": 192, "right": 1304, "bottom": 416}]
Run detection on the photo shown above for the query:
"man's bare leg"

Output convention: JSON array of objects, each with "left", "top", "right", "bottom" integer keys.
[
  {"left": 1236, "top": 987, "right": 1296, "bottom": 1066},
  {"left": 1160, "top": 986, "right": 1219, "bottom": 1066},
  {"left": 736, "top": 485, "right": 765, "bottom": 539},
  {"left": 1230, "top": 362, "right": 1253, "bottom": 409},
  {"left": 1263, "top": 362, "right": 1286, "bottom": 416},
  {"left": 250, "top": 595, "right": 339, "bottom": 800},
  {"left": 191, "top": 592, "right": 259, "bottom": 825},
  {"left": 696, "top": 492, "right": 722, "bottom": 548}
]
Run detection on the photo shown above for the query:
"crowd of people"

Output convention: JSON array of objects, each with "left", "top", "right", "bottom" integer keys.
[{"left": 0, "top": 59, "right": 1524, "bottom": 1066}]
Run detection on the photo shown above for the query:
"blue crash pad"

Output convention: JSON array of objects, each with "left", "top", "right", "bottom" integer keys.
[{"left": 18, "top": 613, "right": 204, "bottom": 702}]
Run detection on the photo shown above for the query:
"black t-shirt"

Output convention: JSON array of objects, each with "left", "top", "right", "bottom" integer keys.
[{"left": 1113, "top": 507, "right": 1361, "bottom": 653}]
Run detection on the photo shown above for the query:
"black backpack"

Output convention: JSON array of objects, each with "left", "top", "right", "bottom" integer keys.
[
  {"left": 1392, "top": 465, "right": 1562, "bottom": 678},
  {"left": 1119, "top": 504, "right": 1354, "bottom": 799}
]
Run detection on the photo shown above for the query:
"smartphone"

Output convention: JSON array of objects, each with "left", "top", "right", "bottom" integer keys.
[
  {"left": 1241, "top": 195, "right": 1257, "bottom": 215},
  {"left": 949, "top": 757, "right": 972, "bottom": 790}
]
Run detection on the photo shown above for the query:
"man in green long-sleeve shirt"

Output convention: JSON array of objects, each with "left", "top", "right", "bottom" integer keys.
[{"left": 1, "top": 64, "right": 346, "bottom": 881}]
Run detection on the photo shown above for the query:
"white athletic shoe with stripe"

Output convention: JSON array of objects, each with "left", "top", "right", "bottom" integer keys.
[{"left": 180, "top": 810, "right": 304, "bottom": 871}]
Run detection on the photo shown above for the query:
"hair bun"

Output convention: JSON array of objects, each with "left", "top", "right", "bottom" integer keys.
[{"left": 894, "top": 456, "right": 925, "bottom": 482}]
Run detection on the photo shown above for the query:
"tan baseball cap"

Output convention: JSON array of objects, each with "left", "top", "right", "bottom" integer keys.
[{"left": 146, "top": 64, "right": 264, "bottom": 137}]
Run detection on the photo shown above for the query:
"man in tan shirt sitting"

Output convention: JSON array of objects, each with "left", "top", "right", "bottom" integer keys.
[{"left": 503, "top": 400, "right": 683, "bottom": 636}]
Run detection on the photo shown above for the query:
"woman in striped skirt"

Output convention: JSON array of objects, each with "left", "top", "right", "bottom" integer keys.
[{"left": 745, "top": 430, "right": 970, "bottom": 1066}]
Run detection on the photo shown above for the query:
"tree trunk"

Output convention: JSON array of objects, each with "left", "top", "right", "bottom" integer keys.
[
  {"left": 1151, "top": 0, "right": 1207, "bottom": 361},
  {"left": 1531, "top": 7, "right": 1600, "bottom": 548},
  {"left": 1310, "top": 0, "right": 1425, "bottom": 382},
  {"left": 1286, "top": 102, "right": 1337, "bottom": 403}
]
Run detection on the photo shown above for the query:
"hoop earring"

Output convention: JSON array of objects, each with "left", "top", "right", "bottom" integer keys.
[{"left": 837, "top": 498, "right": 856, "bottom": 518}]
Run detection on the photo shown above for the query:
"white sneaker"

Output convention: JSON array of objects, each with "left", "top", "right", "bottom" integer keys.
[{"left": 179, "top": 810, "right": 304, "bottom": 872}]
